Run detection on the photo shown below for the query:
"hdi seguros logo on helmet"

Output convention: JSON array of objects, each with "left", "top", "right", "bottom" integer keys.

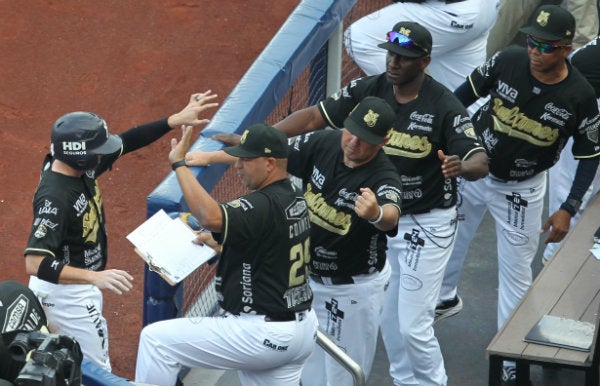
[{"left": 62, "top": 141, "right": 88, "bottom": 155}]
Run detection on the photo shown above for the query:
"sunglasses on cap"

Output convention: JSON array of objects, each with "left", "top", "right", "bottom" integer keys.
[
  {"left": 386, "top": 31, "right": 427, "bottom": 53},
  {"left": 526, "top": 36, "right": 571, "bottom": 54}
]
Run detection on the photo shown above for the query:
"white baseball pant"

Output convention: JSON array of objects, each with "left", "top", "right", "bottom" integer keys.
[
  {"left": 28, "top": 275, "right": 111, "bottom": 371},
  {"left": 380, "top": 206, "right": 458, "bottom": 386},
  {"left": 301, "top": 261, "right": 391, "bottom": 386},
  {"left": 440, "top": 172, "right": 547, "bottom": 330},
  {"left": 344, "top": 0, "right": 499, "bottom": 93},
  {"left": 135, "top": 309, "right": 318, "bottom": 386}
]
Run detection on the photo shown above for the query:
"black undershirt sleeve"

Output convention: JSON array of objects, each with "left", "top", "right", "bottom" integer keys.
[
  {"left": 567, "top": 157, "right": 600, "bottom": 202},
  {"left": 118, "top": 118, "right": 172, "bottom": 155},
  {"left": 453, "top": 81, "right": 479, "bottom": 109}
]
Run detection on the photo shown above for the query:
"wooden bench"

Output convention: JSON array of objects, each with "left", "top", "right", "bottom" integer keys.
[{"left": 487, "top": 193, "right": 600, "bottom": 386}]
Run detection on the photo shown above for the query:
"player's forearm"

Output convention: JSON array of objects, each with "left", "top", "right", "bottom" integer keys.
[
  {"left": 186, "top": 150, "right": 237, "bottom": 166},
  {"left": 460, "top": 151, "right": 489, "bottom": 181},
  {"left": 174, "top": 166, "right": 223, "bottom": 232},
  {"left": 561, "top": 157, "right": 600, "bottom": 215},
  {"left": 370, "top": 204, "right": 401, "bottom": 231},
  {"left": 274, "top": 105, "right": 326, "bottom": 137},
  {"left": 26, "top": 254, "right": 97, "bottom": 285}
]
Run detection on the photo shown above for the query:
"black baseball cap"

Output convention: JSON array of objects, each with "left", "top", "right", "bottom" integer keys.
[
  {"left": 519, "top": 4, "right": 575, "bottom": 41},
  {"left": 344, "top": 96, "right": 395, "bottom": 145},
  {"left": 377, "top": 21, "right": 432, "bottom": 58},
  {"left": 223, "top": 123, "right": 288, "bottom": 158}
]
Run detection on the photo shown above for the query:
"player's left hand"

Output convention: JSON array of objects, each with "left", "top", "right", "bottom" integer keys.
[
  {"left": 168, "top": 90, "right": 219, "bottom": 129},
  {"left": 354, "top": 187, "right": 380, "bottom": 221},
  {"left": 438, "top": 150, "right": 462, "bottom": 178},
  {"left": 541, "top": 209, "right": 571, "bottom": 244}
]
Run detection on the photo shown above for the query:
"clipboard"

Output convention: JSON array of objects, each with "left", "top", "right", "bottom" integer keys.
[
  {"left": 126, "top": 209, "right": 217, "bottom": 286},
  {"left": 524, "top": 314, "right": 595, "bottom": 352}
]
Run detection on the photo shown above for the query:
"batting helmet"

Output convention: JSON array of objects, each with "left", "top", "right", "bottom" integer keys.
[{"left": 50, "top": 112, "right": 122, "bottom": 171}]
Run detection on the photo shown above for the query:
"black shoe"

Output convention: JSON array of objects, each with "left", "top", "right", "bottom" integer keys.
[{"left": 434, "top": 295, "right": 463, "bottom": 324}]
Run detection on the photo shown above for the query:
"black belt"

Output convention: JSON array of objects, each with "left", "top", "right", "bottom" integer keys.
[
  {"left": 264, "top": 309, "right": 310, "bottom": 322},
  {"left": 310, "top": 273, "right": 354, "bottom": 285}
]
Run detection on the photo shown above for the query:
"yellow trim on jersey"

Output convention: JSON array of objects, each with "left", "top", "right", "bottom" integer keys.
[
  {"left": 24, "top": 248, "right": 56, "bottom": 258},
  {"left": 219, "top": 204, "right": 230, "bottom": 247},
  {"left": 467, "top": 75, "right": 483, "bottom": 98},
  {"left": 462, "top": 147, "right": 487, "bottom": 161},
  {"left": 319, "top": 101, "right": 343, "bottom": 129}
]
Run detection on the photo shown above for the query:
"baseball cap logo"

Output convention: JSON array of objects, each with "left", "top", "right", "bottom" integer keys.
[
  {"left": 240, "top": 129, "right": 249, "bottom": 144},
  {"left": 364, "top": 109, "right": 380, "bottom": 128},
  {"left": 399, "top": 27, "right": 412, "bottom": 37},
  {"left": 536, "top": 11, "right": 550, "bottom": 27}
]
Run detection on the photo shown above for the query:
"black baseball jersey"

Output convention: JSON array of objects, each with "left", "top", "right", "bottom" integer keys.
[
  {"left": 214, "top": 179, "right": 313, "bottom": 317},
  {"left": 24, "top": 152, "right": 120, "bottom": 271},
  {"left": 287, "top": 130, "right": 402, "bottom": 277},
  {"left": 320, "top": 74, "right": 485, "bottom": 214},
  {"left": 571, "top": 37, "right": 600, "bottom": 98},
  {"left": 467, "top": 45, "right": 600, "bottom": 181}
]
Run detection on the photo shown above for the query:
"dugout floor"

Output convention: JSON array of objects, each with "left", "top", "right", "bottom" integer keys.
[{"left": 184, "top": 195, "right": 587, "bottom": 386}]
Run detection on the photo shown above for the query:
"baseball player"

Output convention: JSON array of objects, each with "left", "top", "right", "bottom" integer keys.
[
  {"left": 543, "top": 33, "right": 600, "bottom": 263},
  {"left": 287, "top": 97, "right": 402, "bottom": 386},
  {"left": 135, "top": 124, "right": 318, "bottom": 386},
  {"left": 437, "top": 5, "right": 600, "bottom": 381},
  {"left": 185, "top": 96, "right": 403, "bottom": 386},
  {"left": 211, "top": 21, "right": 487, "bottom": 386},
  {"left": 344, "top": 0, "right": 499, "bottom": 113},
  {"left": 24, "top": 91, "right": 218, "bottom": 371},
  {"left": 487, "top": 0, "right": 599, "bottom": 56}
]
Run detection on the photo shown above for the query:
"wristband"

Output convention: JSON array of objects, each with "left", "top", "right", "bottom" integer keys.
[
  {"left": 37, "top": 256, "right": 65, "bottom": 284},
  {"left": 171, "top": 159, "right": 188, "bottom": 170},
  {"left": 560, "top": 198, "right": 582, "bottom": 217},
  {"left": 368, "top": 206, "right": 383, "bottom": 224}
]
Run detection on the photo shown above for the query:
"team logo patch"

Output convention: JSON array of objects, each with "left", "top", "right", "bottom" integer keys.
[
  {"left": 34, "top": 224, "right": 48, "bottom": 238},
  {"left": 363, "top": 109, "right": 379, "bottom": 127},
  {"left": 536, "top": 11, "right": 550, "bottom": 27}
]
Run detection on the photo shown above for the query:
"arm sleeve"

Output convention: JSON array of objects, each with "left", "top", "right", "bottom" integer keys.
[
  {"left": 454, "top": 81, "right": 479, "bottom": 108},
  {"left": 567, "top": 157, "right": 600, "bottom": 201},
  {"left": 118, "top": 118, "right": 172, "bottom": 155}
]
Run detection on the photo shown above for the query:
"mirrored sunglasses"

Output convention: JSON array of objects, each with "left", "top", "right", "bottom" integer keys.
[
  {"left": 386, "top": 31, "right": 427, "bottom": 53},
  {"left": 526, "top": 36, "right": 571, "bottom": 54}
]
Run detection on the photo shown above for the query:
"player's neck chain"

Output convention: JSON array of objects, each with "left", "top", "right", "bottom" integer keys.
[{"left": 393, "top": 84, "right": 419, "bottom": 104}]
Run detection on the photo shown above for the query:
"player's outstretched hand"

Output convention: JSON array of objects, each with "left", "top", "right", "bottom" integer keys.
[
  {"left": 168, "top": 90, "right": 219, "bottom": 129},
  {"left": 91, "top": 269, "right": 133, "bottom": 295},
  {"left": 211, "top": 133, "right": 242, "bottom": 146},
  {"left": 438, "top": 150, "right": 462, "bottom": 178},
  {"left": 541, "top": 209, "right": 571, "bottom": 244}
]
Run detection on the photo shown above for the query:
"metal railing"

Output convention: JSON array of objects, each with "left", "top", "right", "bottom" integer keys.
[{"left": 316, "top": 331, "right": 366, "bottom": 386}]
